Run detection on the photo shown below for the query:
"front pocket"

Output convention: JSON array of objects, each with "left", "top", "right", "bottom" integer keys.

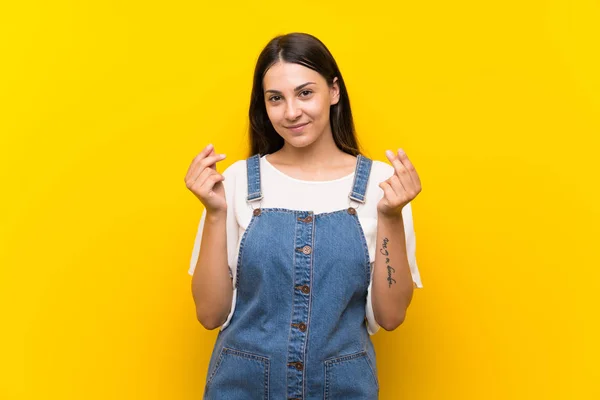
[
  {"left": 324, "top": 350, "right": 379, "bottom": 400},
  {"left": 204, "top": 347, "right": 270, "bottom": 400}
]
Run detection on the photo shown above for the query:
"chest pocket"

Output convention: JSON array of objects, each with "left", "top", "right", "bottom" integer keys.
[
  {"left": 312, "top": 212, "right": 372, "bottom": 292},
  {"left": 235, "top": 212, "right": 297, "bottom": 290}
]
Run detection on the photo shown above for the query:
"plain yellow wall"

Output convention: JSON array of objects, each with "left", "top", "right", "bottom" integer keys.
[{"left": 1, "top": 0, "right": 599, "bottom": 399}]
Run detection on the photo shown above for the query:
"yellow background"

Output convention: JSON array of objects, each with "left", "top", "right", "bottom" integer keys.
[{"left": 1, "top": 0, "right": 599, "bottom": 399}]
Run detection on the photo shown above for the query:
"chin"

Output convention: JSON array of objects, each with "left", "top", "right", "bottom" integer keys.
[{"left": 279, "top": 135, "right": 311, "bottom": 148}]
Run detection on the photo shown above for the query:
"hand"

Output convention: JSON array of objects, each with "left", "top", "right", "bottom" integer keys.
[
  {"left": 184, "top": 144, "right": 228, "bottom": 214},
  {"left": 377, "top": 148, "right": 422, "bottom": 218}
]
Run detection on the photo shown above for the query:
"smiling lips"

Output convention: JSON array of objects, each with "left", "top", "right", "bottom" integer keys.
[{"left": 286, "top": 122, "right": 309, "bottom": 129}]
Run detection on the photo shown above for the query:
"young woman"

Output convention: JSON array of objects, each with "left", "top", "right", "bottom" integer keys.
[{"left": 185, "top": 32, "right": 423, "bottom": 400}]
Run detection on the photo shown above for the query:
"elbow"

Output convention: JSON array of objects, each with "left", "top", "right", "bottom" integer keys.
[
  {"left": 196, "top": 312, "right": 225, "bottom": 331},
  {"left": 379, "top": 312, "right": 406, "bottom": 331}
]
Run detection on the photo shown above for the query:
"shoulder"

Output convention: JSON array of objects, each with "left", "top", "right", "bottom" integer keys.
[{"left": 221, "top": 158, "right": 247, "bottom": 179}]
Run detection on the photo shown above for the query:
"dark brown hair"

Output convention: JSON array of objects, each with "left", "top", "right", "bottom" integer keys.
[{"left": 248, "top": 32, "right": 362, "bottom": 157}]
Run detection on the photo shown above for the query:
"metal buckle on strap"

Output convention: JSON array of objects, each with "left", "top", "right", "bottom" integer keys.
[
  {"left": 247, "top": 197, "right": 263, "bottom": 210},
  {"left": 348, "top": 196, "right": 361, "bottom": 210}
]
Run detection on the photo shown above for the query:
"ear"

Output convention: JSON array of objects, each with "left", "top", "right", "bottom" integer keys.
[{"left": 330, "top": 77, "right": 340, "bottom": 106}]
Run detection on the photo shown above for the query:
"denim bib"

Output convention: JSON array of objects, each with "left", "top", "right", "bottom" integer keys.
[{"left": 203, "top": 153, "right": 380, "bottom": 400}]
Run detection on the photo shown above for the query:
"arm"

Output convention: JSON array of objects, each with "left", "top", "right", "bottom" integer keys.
[
  {"left": 191, "top": 209, "right": 233, "bottom": 330},
  {"left": 371, "top": 211, "right": 414, "bottom": 331},
  {"left": 373, "top": 148, "right": 423, "bottom": 331}
]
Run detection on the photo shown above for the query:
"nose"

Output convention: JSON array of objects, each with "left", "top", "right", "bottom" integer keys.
[{"left": 284, "top": 99, "right": 302, "bottom": 121}]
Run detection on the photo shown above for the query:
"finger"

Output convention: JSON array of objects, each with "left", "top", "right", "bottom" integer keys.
[
  {"left": 397, "top": 148, "right": 421, "bottom": 189},
  {"left": 385, "top": 149, "right": 408, "bottom": 176},
  {"left": 379, "top": 180, "right": 399, "bottom": 206},
  {"left": 185, "top": 143, "right": 214, "bottom": 181},
  {"left": 191, "top": 165, "right": 217, "bottom": 189},
  {"left": 388, "top": 174, "right": 407, "bottom": 199},
  {"left": 186, "top": 154, "right": 225, "bottom": 184},
  {"left": 186, "top": 154, "right": 225, "bottom": 188},
  {"left": 385, "top": 149, "right": 397, "bottom": 164},
  {"left": 386, "top": 149, "right": 413, "bottom": 189},
  {"left": 199, "top": 174, "right": 225, "bottom": 198},
  {"left": 207, "top": 147, "right": 217, "bottom": 170},
  {"left": 192, "top": 153, "right": 226, "bottom": 179}
]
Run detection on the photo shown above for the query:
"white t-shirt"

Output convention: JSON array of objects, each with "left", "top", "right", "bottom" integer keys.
[{"left": 189, "top": 154, "right": 423, "bottom": 335}]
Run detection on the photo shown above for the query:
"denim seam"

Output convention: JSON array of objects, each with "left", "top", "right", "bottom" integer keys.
[
  {"left": 254, "top": 153, "right": 261, "bottom": 198},
  {"left": 364, "top": 352, "right": 380, "bottom": 391},
  {"left": 324, "top": 350, "right": 374, "bottom": 400},
  {"left": 324, "top": 363, "right": 329, "bottom": 400},
  {"left": 349, "top": 154, "right": 370, "bottom": 202},
  {"left": 223, "top": 346, "right": 270, "bottom": 362},
  {"left": 350, "top": 212, "right": 372, "bottom": 287},
  {"left": 348, "top": 154, "right": 362, "bottom": 200},
  {"left": 252, "top": 207, "right": 349, "bottom": 218},
  {"left": 246, "top": 154, "right": 263, "bottom": 201},
  {"left": 302, "top": 215, "right": 316, "bottom": 398},
  {"left": 246, "top": 156, "right": 254, "bottom": 200},
  {"left": 205, "top": 345, "right": 226, "bottom": 387},
  {"left": 324, "top": 349, "right": 367, "bottom": 364},
  {"left": 285, "top": 216, "right": 299, "bottom": 395},
  {"left": 235, "top": 213, "right": 259, "bottom": 289},
  {"left": 264, "top": 356, "right": 270, "bottom": 399},
  {"left": 206, "top": 346, "right": 270, "bottom": 398},
  {"left": 352, "top": 154, "right": 366, "bottom": 201}
]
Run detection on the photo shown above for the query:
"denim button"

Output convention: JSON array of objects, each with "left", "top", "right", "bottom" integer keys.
[
  {"left": 253, "top": 208, "right": 261, "bottom": 216},
  {"left": 302, "top": 245, "right": 312, "bottom": 255},
  {"left": 295, "top": 284, "right": 310, "bottom": 293},
  {"left": 291, "top": 322, "right": 307, "bottom": 331},
  {"left": 305, "top": 216, "right": 313, "bottom": 222},
  {"left": 347, "top": 207, "right": 356, "bottom": 215},
  {"left": 287, "top": 361, "right": 303, "bottom": 370}
]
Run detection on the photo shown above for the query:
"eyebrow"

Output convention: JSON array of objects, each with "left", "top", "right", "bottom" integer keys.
[{"left": 264, "top": 82, "right": 316, "bottom": 94}]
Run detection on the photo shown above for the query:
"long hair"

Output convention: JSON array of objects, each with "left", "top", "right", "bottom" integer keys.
[{"left": 248, "top": 32, "right": 362, "bottom": 157}]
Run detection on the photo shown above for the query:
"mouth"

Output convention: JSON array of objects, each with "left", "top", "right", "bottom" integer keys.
[
  {"left": 286, "top": 122, "right": 310, "bottom": 133},
  {"left": 286, "top": 122, "right": 309, "bottom": 129}
]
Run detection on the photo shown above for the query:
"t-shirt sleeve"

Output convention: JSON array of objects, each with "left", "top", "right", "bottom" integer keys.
[
  {"left": 188, "top": 162, "right": 240, "bottom": 281},
  {"left": 400, "top": 201, "right": 423, "bottom": 288}
]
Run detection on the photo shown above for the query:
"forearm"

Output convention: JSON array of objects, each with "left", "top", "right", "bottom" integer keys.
[
  {"left": 191, "top": 210, "right": 233, "bottom": 329},
  {"left": 371, "top": 211, "right": 414, "bottom": 330}
]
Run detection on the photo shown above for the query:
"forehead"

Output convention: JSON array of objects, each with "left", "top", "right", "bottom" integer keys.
[{"left": 263, "top": 62, "right": 326, "bottom": 90}]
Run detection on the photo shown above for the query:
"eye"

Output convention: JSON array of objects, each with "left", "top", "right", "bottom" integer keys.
[
  {"left": 300, "top": 90, "right": 313, "bottom": 97},
  {"left": 268, "top": 95, "right": 281, "bottom": 102}
]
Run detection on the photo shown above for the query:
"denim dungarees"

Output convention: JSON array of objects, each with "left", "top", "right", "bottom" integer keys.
[{"left": 203, "top": 153, "right": 379, "bottom": 400}]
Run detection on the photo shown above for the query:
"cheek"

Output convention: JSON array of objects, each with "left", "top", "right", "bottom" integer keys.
[
  {"left": 265, "top": 106, "right": 280, "bottom": 122},
  {"left": 304, "top": 100, "right": 328, "bottom": 119}
]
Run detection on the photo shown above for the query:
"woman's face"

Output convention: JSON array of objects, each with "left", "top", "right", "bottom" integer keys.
[{"left": 263, "top": 61, "right": 339, "bottom": 148}]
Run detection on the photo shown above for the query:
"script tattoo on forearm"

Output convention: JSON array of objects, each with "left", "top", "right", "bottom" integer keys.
[{"left": 380, "top": 237, "right": 396, "bottom": 288}]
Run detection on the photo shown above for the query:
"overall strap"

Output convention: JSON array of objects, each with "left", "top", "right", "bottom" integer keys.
[
  {"left": 246, "top": 153, "right": 263, "bottom": 202},
  {"left": 348, "top": 154, "right": 373, "bottom": 204}
]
